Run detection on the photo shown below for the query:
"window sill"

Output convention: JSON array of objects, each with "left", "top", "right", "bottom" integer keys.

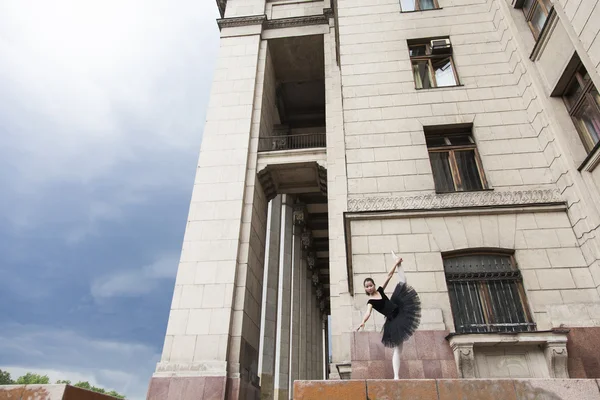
[
  {"left": 578, "top": 141, "right": 600, "bottom": 172},
  {"left": 416, "top": 84, "right": 464, "bottom": 91},
  {"left": 446, "top": 329, "right": 570, "bottom": 379},
  {"left": 400, "top": 7, "right": 443, "bottom": 13}
]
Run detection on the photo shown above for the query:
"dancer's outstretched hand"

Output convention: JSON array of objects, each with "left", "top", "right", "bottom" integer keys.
[
  {"left": 356, "top": 323, "right": 365, "bottom": 331},
  {"left": 395, "top": 257, "right": 403, "bottom": 267}
]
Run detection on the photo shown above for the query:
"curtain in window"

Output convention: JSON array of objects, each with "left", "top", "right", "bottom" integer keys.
[
  {"left": 455, "top": 150, "right": 483, "bottom": 191},
  {"left": 420, "top": 0, "right": 436, "bottom": 9},
  {"left": 429, "top": 151, "right": 454, "bottom": 192},
  {"left": 412, "top": 61, "right": 432, "bottom": 89},
  {"left": 432, "top": 57, "right": 457, "bottom": 87}
]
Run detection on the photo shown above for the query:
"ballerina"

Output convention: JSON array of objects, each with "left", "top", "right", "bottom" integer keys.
[{"left": 356, "top": 254, "right": 421, "bottom": 380}]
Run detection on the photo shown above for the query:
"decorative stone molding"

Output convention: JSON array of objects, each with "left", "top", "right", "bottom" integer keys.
[
  {"left": 317, "top": 165, "right": 328, "bottom": 196},
  {"left": 447, "top": 330, "right": 570, "bottom": 379},
  {"left": 543, "top": 342, "right": 569, "bottom": 378},
  {"left": 257, "top": 168, "right": 277, "bottom": 201},
  {"left": 216, "top": 0, "right": 226, "bottom": 18},
  {"left": 264, "top": 15, "right": 329, "bottom": 30},
  {"left": 451, "top": 343, "right": 476, "bottom": 378},
  {"left": 301, "top": 229, "right": 313, "bottom": 249},
  {"left": 347, "top": 189, "right": 563, "bottom": 213},
  {"left": 293, "top": 204, "right": 308, "bottom": 226},
  {"left": 217, "top": 14, "right": 267, "bottom": 30},
  {"left": 323, "top": 8, "right": 334, "bottom": 19},
  {"left": 306, "top": 252, "right": 316, "bottom": 270}
]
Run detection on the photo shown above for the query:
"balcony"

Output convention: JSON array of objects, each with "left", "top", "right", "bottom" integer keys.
[{"left": 258, "top": 132, "right": 326, "bottom": 152}]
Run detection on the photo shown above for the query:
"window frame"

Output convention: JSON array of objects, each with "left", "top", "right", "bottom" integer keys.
[
  {"left": 426, "top": 133, "right": 488, "bottom": 193},
  {"left": 521, "top": 0, "right": 552, "bottom": 40},
  {"left": 409, "top": 42, "right": 460, "bottom": 89},
  {"left": 400, "top": 0, "right": 440, "bottom": 12},
  {"left": 444, "top": 251, "right": 536, "bottom": 334},
  {"left": 562, "top": 64, "right": 600, "bottom": 154}
]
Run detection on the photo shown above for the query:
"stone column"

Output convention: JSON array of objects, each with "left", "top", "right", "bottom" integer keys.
[
  {"left": 298, "top": 253, "right": 307, "bottom": 381},
  {"left": 274, "top": 195, "right": 294, "bottom": 400},
  {"left": 258, "top": 196, "right": 282, "bottom": 400},
  {"left": 288, "top": 223, "right": 303, "bottom": 398},
  {"left": 148, "top": 11, "right": 268, "bottom": 400},
  {"left": 305, "top": 272, "right": 313, "bottom": 380}
]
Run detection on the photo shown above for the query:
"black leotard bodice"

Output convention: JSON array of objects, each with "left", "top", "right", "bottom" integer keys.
[{"left": 367, "top": 286, "right": 399, "bottom": 318}]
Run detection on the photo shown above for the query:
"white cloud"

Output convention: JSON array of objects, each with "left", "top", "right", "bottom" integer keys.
[
  {"left": 91, "top": 253, "right": 179, "bottom": 300},
  {"left": 0, "top": 0, "right": 219, "bottom": 234},
  {"left": 0, "top": 325, "right": 161, "bottom": 400}
]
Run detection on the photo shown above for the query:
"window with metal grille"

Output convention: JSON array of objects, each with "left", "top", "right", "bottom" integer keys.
[
  {"left": 425, "top": 128, "right": 487, "bottom": 193},
  {"left": 444, "top": 252, "right": 536, "bottom": 334}
]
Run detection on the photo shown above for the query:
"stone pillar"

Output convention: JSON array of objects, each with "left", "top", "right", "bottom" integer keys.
[
  {"left": 288, "top": 223, "right": 303, "bottom": 398},
  {"left": 298, "top": 253, "right": 307, "bottom": 381},
  {"left": 305, "top": 273, "right": 313, "bottom": 380},
  {"left": 258, "top": 196, "right": 282, "bottom": 400},
  {"left": 147, "top": 12, "right": 268, "bottom": 400},
  {"left": 274, "top": 195, "right": 294, "bottom": 400}
]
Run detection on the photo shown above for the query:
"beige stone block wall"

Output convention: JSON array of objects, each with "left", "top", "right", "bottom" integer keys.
[
  {"left": 349, "top": 211, "right": 599, "bottom": 335},
  {"left": 267, "top": 0, "right": 326, "bottom": 19}
]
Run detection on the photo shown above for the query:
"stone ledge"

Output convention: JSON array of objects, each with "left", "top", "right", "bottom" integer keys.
[{"left": 293, "top": 379, "right": 600, "bottom": 400}]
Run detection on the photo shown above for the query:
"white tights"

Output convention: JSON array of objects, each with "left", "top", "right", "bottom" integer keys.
[
  {"left": 393, "top": 262, "right": 406, "bottom": 379},
  {"left": 392, "top": 342, "right": 403, "bottom": 379}
]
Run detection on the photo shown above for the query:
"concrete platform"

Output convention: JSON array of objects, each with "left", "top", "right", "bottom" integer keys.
[{"left": 293, "top": 379, "right": 600, "bottom": 400}]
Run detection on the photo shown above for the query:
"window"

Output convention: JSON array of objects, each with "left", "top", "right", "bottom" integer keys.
[
  {"left": 426, "top": 128, "right": 487, "bottom": 193},
  {"left": 409, "top": 39, "right": 459, "bottom": 89},
  {"left": 400, "top": 0, "right": 439, "bottom": 12},
  {"left": 562, "top": 63, "right": 600, "bottom": 154},
  {"left": 521, "top": 0, "right": 552, "bottom": 40},
  {"left": 444, "top": 252, "right": 535, "bottom": 334}
]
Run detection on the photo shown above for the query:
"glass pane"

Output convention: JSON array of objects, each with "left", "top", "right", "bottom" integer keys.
[
  {"left": 409, "top": 45, "right": 427, "bottom": 57},
  {"left": 522, "top": 0, "right": 535, "bottom": 15},
  {"left": 425, "top": 136, "right": 447, "bottom": 147},
  {"left": 412, "top": 60, "right": 433, "bottom": 89},
  {"left": 419, "top": 0, "right": 436, "bottom": 10},
  {"left": 432, "top": 57, "right": 457, "bottom": 87},
  {"left": 540, "top": 0, "right": 552, "bottom": 10},
  {"left": 593, "top": 86, "right": 600, "bottom": 109},
  {"left": 429, "top": 151, "right": 455, "bottom": 192},
  {"left": 563, "top": 75, "right": 584, "bottom": 110},
  {"left": 529, "top": 3, "right": 548, "bottom": 38},
  {"left": 573, "top": 95, "right": 600, "bottom": 152},
  {"left": 448, "top": 135, "right": 472, "bottom": 146},
  {"left": 455, "top": 150, "right": 484, "bottom": 191},
  {"left": 401, "top": 0, "right": 416, "bottom": 11}
]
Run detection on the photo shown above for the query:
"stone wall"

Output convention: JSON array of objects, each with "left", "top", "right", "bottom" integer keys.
[
  {"left": 294, "top": 379, "right": 600, "bottom": 400},
  {"left": 0, "top": 385, "right": 122, "bottom": 400}
]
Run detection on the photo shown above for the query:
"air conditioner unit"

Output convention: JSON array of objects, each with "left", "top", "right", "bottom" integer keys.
[{"left": 430, "top": 38, "right": 452, "bottom": 54}]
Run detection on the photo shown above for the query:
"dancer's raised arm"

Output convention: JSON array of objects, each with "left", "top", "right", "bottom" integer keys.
[
  {"left": 357, "top": 303, "right": 373, "bottom": 331},
  {"left": 381, "top": 257, "right": 403, "bottom": 290}
]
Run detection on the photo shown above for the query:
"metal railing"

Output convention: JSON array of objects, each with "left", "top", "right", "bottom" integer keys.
[{"left": 258, "top": 133, "right": 326, "bottom": 152}]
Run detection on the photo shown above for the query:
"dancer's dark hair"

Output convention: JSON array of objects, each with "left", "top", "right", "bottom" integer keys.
[{"left": 363, "top": 277, "right": 375, "bottom": 295}]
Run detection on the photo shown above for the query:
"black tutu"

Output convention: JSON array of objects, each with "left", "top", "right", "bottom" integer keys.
[{"left": 380, "top": 282, "right": 421, "bottom": 347}]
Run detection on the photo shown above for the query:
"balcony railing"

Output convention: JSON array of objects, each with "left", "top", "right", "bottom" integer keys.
[{"left": 258, "top": 133, "right": 326, "bottom": 152}]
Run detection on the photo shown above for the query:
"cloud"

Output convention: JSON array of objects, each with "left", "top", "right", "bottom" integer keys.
[
  {"left": 0, "top": 324, "right": 161, "bottom": 400},
  {"left": 91, "top": 253, "right": 179, "bottom": 300},
  {"left": 0, "top": 0, "right": 219, "bottom": 237}
]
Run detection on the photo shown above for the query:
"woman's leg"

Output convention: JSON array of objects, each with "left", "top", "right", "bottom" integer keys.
[
  {"left": 392, "top": 342, "right": 403, "bottom": 379},
  {"left": 397, "top": 263, "right": 406, "bottom": 284}
]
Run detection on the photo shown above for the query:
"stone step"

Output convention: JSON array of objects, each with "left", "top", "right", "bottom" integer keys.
[{"left": 293, "top": 379, "right": 600, "bottom": 400}]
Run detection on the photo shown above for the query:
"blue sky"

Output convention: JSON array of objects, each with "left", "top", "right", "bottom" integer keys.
[{"left": 0, "top": 2, "right": 219, "bottom": 398}]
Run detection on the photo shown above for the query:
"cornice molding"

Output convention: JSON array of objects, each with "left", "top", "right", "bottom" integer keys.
[
  {"left": 217, "top": 14, "right": 267, "bottom": 30},
  {"left": 264, "top": 14, "right": 329, "bottom": 30},
  {"left": 216, "top": 13, "right": 330, "bottom": 31},
  {"left": 347, "top": 189, "right": 563, "bottom": 213}
]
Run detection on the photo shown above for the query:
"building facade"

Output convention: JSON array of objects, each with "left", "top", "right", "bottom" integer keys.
[{"left": 147, "top": 0, "right": 600, "bottom": 399}]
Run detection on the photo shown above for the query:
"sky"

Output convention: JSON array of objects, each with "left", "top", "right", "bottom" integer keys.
[{"left": 0, "top": 1, "right": 219, "bottom": 398}]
